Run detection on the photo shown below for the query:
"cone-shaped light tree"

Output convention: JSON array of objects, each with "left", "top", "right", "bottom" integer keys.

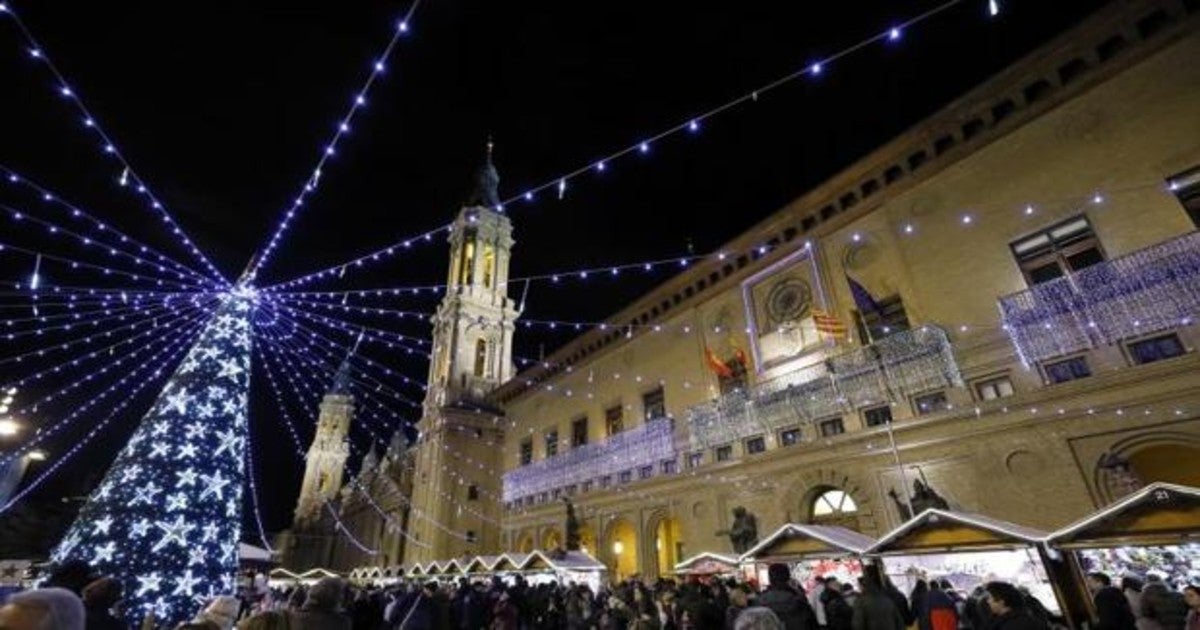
[{"left": 52, "top": 292, "right": 254, "bottom": 624}]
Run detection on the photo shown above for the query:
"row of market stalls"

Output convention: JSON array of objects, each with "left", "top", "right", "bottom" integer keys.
[
  {"left": 272, "top": 550, "right": 609, "bottom": 592},
  {"left": 673, "top": 482, "right": 1200, "bottom": 629}
]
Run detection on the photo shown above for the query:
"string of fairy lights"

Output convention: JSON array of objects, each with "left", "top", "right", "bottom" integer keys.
[{"left": 14, "top": 0, "right": 1197, "bottom": 609}]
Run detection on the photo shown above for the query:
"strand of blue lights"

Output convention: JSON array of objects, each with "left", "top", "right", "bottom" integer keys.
[
  {"left": 0, "top": 3, "right": 227, "bottom": 284},
  {"left": 247, "top": 0, "right": 425, "bottom": 282}
]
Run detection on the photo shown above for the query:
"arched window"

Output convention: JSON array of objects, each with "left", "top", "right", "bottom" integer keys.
[
  {"left": 473, "top": 339, "right": 487, "bottom": 377},
  {"left": 482, "top": 244, "right": 496, "bottom": 289},
  {"left": 811, "top": 488, "right": 857, "bottom": 522},
  {"left": 459, "top": 232, "right": 476, "bottom": 285}
]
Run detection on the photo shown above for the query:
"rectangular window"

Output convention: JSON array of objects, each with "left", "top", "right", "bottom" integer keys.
[
  {"left": 1011, "top": 216, "right": 1105, "bottom": 286},
  {"left": 544, "top": 429, "right": 559, "bottom": 458},
  {"left": 863, "top": 405, "right": 893, "bottom": 427},
  {"left": 1168, "top": 166, "right": 1200, "bottom": 228},
  {"left": 661, "top": 459, "right": 678, "bottom": 475},
  {"left": 519, "top": 438, "right": 533, "bottom": 466},
  {"left": 638, "top": 465, "right": 654, "bottom": 480},
  {"left": 571, "top": 416, "right": 588, "bottom": 447},
  {"left": 642, "top": 387, "right": 666, "bottom": 421},
  {"left": 745, "top": 436, "right": 767, "bottom": 455},
  {"left": 552, "top": 488, "right": 562, "bottom": 500},
  {"left": 618, "top": 470, "right": 633, "bottom": 484},
  {"left": 466, "top": 530, "right": 477, "bottom": 543},
  {"left": 581, "top": 481, "right": 593, "bottom": 493},
  {"left": 599, "top": 475, "right": 612, "bottom": 489},
  {"left": 913, "top": 391, "right": 949, "bottom": 415},
  {"left": 605, "top": 405, "right": 624, "bottom": 436},
  {"left": 1127, "top": 333, "right": 1186, "bottom": 365},
  {"left": 975, "top": 376, "right": 1015, "bottom": 401},
  {"left": 1042, "top": 356, "right": 1091, "bottom": 384},
  {"left": 779, "top": 427, "right": 802, "bottom": 446},
  {"left": 715, "top": 445, "right": 734, "bottom": 462},
  {"left": 565, "top": 484, "right": 577, "bottom": 496},
  {"left": 687, "top": 452, "right": 704, "bottom": 469},
  {"left": 854, "top": 295, "right": 910, "bottom": 344},
  {"left": 818, "top": 417, "right": 845, "bottom": 437},
  {"left": 467, "top": 484, "right": 479, "bottom": 501}
]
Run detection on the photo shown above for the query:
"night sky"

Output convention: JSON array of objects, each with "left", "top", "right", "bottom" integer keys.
[{"left": 0, "top": 0, "right": 1108, "bottom": 547}]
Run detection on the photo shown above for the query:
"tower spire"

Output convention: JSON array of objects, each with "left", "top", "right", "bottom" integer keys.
[
  {"left": 464, "top": 137, "right": 501, "bottom": 209},
  {"left": 329, "top": 331, "right": 363, "bottom": 396}
]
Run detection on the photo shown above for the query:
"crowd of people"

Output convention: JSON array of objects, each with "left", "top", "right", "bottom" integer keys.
[{"left": 3, "top": 559, "right": 1200, "bottom": 630}]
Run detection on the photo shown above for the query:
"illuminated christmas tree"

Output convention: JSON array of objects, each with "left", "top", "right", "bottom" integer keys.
[{"left": 51, "top": 291, "right": 254, "bottom": 625}]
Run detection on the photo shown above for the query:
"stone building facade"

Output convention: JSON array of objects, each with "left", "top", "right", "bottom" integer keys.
[{"left": 279, "top": 0, "right": 1200, "bottom": 579}]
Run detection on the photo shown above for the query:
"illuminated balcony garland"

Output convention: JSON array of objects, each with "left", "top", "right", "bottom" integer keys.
[
  {"left": 502, "top": 418, "right": 675, "bottom": 502},
  {"left": 999, "top": 232, "right": 1200, "bottom": 365},
  {"left": 688, "top": 326, "right": 962, "bottom": 449}
]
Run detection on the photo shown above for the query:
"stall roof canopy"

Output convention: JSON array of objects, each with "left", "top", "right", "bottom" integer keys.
[
  {"left": 674, "top": 552, "right": 741, "bottom": 574},
  {"left": 270, "top": 567, "right": 341, "bottom": 580},
  {"left": 742, "top": 524, "right": 875, "bottom": 560},
  {"left": 240, "top": 543, "right": 274, "bottom": 563},
  {"left": 1047, "top": 483, "right": 1200, "bottom": 548},
  {"left": 867, "top": 510, "right": 1048, "bottom": 555}
]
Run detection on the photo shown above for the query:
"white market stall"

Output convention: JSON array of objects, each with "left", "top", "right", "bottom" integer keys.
[
  {"left": 740, "top": 523, "right": 874, "bottom": 591},
  {"left": 1046, "top": 482, "right": 1200, "bottom": 626},
  {"left": 673, "top": 552, "right": 742, "bottom": 579},
  {"left": 866, "top": 510, "right": 1065, "bottom": 617}
]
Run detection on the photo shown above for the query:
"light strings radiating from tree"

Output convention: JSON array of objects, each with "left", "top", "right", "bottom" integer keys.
[
  {"left": 245, "top": 0, "right": 424, "bottom": 282},
  {"left": 0, "top": 3, "right": 226, "bottom": 283},
  {"left": 263, "top": 0, "right": 986, "bottom": 292}
]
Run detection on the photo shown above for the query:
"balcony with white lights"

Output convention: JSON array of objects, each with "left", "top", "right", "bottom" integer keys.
[
  {"left": 686, "top": 325, "right": 963, "bottom": 450},
  {"left": 998, "top": 231, "right": 1200, "bottom": 365}
]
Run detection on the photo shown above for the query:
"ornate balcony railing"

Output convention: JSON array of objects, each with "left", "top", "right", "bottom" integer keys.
[
  {"left": 501, "top": 418, "right": 675, "bottom": 502},
  {"left": 999, "top": 232, "right": 1200, "bottom": 365},
  {"left": 687, "top": 326, "right": 962, "bottom": 449}
]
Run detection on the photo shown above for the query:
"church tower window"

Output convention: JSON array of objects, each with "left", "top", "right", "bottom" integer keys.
[{"left": 473, "top": 339, "right": 487, "bottom": 377}]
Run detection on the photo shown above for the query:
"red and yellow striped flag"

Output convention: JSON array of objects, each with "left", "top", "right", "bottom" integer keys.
[{"left": 811, "top": 309, "right": 847, "bottom": 337}]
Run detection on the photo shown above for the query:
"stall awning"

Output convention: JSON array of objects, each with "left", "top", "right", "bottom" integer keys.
[
  {"left": 1047, "top": 483, "right": 1200, "bottom": 549},
  {"left": 674, "top": 552, "right": 741, "bottom": 575},
  {"left": 866, "top": 510, "right": 1048, "bottom": 555},
  {"left": 491, "top": 554, "right": 522, "bottom": 572},
  {"left": 519, "top": 551, "right": 554, "bottom": 571},
  {"left": 239, "top": 543, "right": 274, "bottom": 563},
  {"left": 742, "top": 523, "right": 875, "bottom": 560},
  {"left": 463, "top": 556, "right": 494, "bottom": 573},
  {"left": 545, "top": 551, "right": 606, "bottom": 572}
]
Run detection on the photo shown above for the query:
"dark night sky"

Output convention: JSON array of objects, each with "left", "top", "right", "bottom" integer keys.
[{"left": 0, "top": 0, "right": 1108, "bottom": 545}]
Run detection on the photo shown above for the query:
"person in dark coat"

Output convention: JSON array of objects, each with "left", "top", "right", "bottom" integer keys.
[
  {"left": 82, "top": 577, "right": 125, "bottom": 630},
  {"left": 984, "top": 582, "right": 1049, "bottom": 630},
  {"left": 862, "top": 564, "right": 913, "bottom": 627},
  {"left": 850, "top": 576, "right": 904, "bottom": 630},
  {"left": 287, "top": 577, "right": 352, "bottom": 630},
  {"left": 756, "top": 564, "right": 818, "bottom": 630},
  {"left": 1089, "top": 573, "right": 1138, "bottom": 630},
  {"left": 819, "top": 578, "right": 853, "bottom": 630},
  {"left": 1140, "top": 578, "right": 1190, "bottom": 630}
]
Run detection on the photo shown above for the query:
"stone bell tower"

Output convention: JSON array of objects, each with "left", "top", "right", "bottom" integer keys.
[
  {"left": 293, "top": 352, "right": 354, "bottom": 523},
  {"left": 405, "top": 141, "right": 518, "bottom": 563}
]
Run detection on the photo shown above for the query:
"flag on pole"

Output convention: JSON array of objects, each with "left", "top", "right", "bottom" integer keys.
[
  {"left": 812, "top": 309, "right": 847, "bottom": 337},
  {"left": 704, "top": 347, "right": 734, "bottom": 378},
  {"left": 847, "top": 275, "right": 880, "bottom": 316}
]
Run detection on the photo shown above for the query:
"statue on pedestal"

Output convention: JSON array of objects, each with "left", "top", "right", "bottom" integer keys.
[
  {"left": 563, "top": 498, "right": 581, "bottom": 552},
  {"left": 715, "top": 506, "right": 759, "bottom": 554},
  {"left": 889, "top": 477, "right": 950, "bottom": 521}
]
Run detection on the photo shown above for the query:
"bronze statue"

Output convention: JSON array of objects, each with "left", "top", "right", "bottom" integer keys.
[
  {"left": 889, "top": 477, "right": 950, "bottom": 521},
  {"left": 715, "top": 506, "right": 759, "bottom": 554},
  {"left": 465, "top": 139, "right": 502, "bottom": 209},
  {"left": 563, "top": 497, "right": 581, "bottom": 551}
]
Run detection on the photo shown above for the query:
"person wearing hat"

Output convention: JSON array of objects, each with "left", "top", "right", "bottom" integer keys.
[
  {"left": 82, "top": 577, "right": 126, "bottom": 630},
  {"left": 0, "top": 587, "right": 87, "bottom": 630}
]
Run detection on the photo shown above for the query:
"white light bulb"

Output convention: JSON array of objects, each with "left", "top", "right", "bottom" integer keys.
[
  {"left": 889, "top": 27, "right": 902, "bottom": 41},
  {"left": 988, "top": 0, "right": 1000, "bottom": 17},
  {"left": 810, "top": 62, "right": 823, "bottom": 75},
  {"left": 961, "top": 214, "right": 973, "bottom": 225},
  {"left": 639, "top": 142, "right": 650, "bottom": 154},
  {"left": 374, "top": 61, "right": 385, "bottom": 72},
  {"left": 851, "top": 232, "right": 861, "bottom": 242},
  {"left": 1092, "top": 193, "right": 1104, "bottom": 204},
  {"left": 1024, "top": 205, "right": 1034, "bottom": 215},
  {"left": 595, "top": 161, "right": 605, "bottom": 172},
  {"left": 398, "top": 21, "right": 409, "bottom": 32},
  {"left": 903, "top": 223, "right": 914, "bottom": 234},
  {"left": 688, "top": 119, "right": 700, "bottom": 132}
]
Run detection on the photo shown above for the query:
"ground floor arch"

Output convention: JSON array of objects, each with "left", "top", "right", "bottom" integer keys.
[
  {"left": 605, "top": 518, "right": 638, "bottom": 581},
  {"left": 651, "top": 516, "right": 683, "bottom": 578}
]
